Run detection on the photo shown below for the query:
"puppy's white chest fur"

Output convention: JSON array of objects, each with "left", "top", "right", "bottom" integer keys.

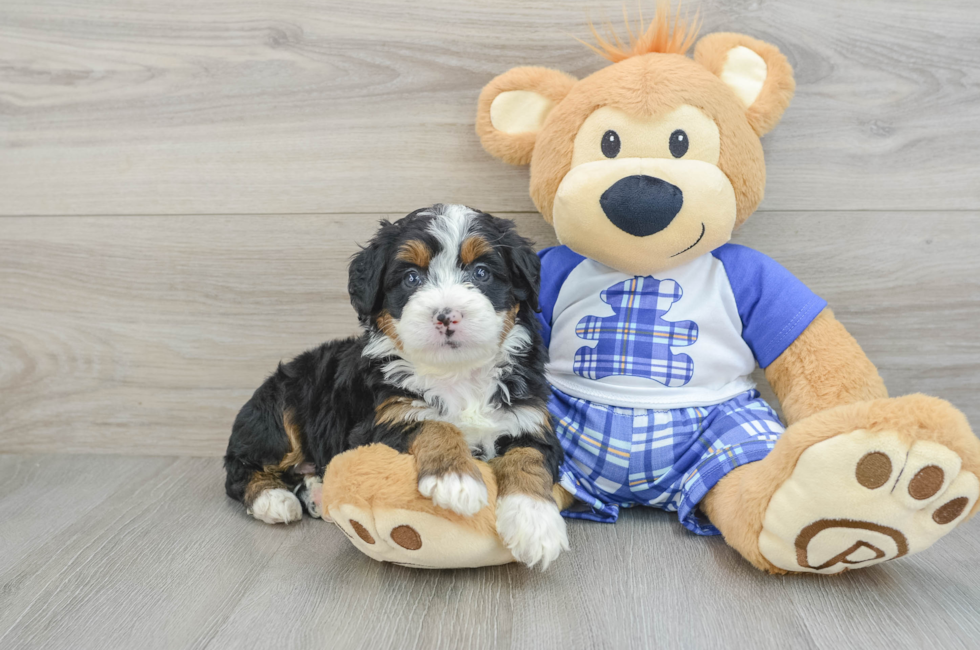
[
  {"left": 410, "top": 371, "right": 515, "bottom": 459},
  {"left": 365, "top": 320, "right": 546, "bottom": 459}
]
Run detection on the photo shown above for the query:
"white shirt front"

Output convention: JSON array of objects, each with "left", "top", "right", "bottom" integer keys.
[{"left": 546, "top": 254, "right": 757, "bottom": 409}]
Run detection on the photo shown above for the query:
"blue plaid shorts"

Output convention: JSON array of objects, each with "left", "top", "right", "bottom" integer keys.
[{"left": 552, "top": 388, "right": 784, "bottom": 535}]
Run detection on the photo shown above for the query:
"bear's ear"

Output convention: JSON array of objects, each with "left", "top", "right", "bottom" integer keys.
[
  {"left": 476, "top": 67, "right": 577, "bottom": 165},
  {"left": 694, "top": 33, "right": 795, "bottom": 136}
]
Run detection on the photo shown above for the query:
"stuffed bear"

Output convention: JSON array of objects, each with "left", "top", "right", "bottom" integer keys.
[{"left": 323, "top": 5, "right": 979, "bottom": 573}]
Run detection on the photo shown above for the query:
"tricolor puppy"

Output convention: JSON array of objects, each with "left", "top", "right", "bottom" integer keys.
[{"left": 224, "top": 204, "right": 568, "bottom": 568}]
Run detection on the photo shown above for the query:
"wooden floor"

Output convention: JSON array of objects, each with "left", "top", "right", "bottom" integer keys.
[
  {"left": 2, "top": 1, "right": 980, "bottom": 648},
  {"left": 1, "top": 454, "right": 979, "bottom": 650}
]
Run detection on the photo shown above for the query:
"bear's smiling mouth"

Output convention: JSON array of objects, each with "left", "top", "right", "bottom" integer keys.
[{"left": 670, "top": 222, "right": 706, "bottom": 257}]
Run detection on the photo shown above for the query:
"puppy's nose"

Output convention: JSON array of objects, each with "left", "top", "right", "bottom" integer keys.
[
  {"left": 600, "top": 175, "right": 684, "bottom": 237},
  {"left": 434, "top": 309, "right": 461, "bottom": 333}
]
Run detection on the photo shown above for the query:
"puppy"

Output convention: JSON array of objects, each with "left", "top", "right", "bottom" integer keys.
[{"left": 224, "top": 204, "right": 569, "bottom": 568}]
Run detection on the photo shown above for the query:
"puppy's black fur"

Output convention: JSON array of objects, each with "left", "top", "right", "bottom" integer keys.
[{"left": 224, "top": 205, "right": 560, "bottom": 515}]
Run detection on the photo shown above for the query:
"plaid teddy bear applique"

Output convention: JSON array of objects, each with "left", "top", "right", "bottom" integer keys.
[{"left": 572, "top": 277, "right": 699, "bottom": 386}]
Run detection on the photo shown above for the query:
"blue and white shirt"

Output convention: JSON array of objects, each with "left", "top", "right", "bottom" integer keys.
[{"left": 537, "top": 244, "right": 827, "bottom": 409}]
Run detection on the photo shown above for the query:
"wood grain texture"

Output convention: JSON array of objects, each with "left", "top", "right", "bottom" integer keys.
[
  {"left": 0, "top": 454, "right": 979, "bottom": 650},
  {"left": 2, "top": 2, "right": 979, "bottom": 647},
  {"left": 1, "top": 0, "right": 979, "bottom": 216},
  {"left": 0, "top": 454, "right": 175, "bottom": 575},
  {"left": 1, "top": 211, "right": 977, "bottom": 456}
]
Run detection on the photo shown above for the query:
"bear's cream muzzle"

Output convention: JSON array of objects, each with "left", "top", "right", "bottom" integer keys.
[{"left": 552, "top": 157, "right": 737, "bottom": 275}]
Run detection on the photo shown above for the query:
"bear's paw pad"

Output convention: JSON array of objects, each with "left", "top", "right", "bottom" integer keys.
[
  {"left": 759, "top": 429, "right": 978, "bottom": 574},
  {"left": 328, "top": 503, "right": 514, "bottom": 569}
]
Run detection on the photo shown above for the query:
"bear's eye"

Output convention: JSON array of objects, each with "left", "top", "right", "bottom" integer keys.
[
  {"left": 601, "top": 130, "right": 621, "bottom": 158},
  {"left": 669, "top": 129, "right": 689, "bottom": 158}
]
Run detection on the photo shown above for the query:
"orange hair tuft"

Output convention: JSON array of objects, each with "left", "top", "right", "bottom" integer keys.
[{"left": 582, "top": 1, "right": 701, "bottom": 62}]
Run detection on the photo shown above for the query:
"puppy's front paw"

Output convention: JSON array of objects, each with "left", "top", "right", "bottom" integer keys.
[
  {"left": 496, "top": 494, "right": 569, "bottom": 570},
  {"left": 418, "top": 471, "right": 488, "bottom": 516}
]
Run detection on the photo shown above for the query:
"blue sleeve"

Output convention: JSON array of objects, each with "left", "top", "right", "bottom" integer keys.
[
  {"left": 712, "top": 244, "right": 827, "bottom": 368},
  {"left": 537, "top": 246, "right": 586, "bottom": 348}
]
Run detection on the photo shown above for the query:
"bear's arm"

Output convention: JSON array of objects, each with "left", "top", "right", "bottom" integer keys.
[
  {"left": 712, "top": 244, "right": 887, "bottom": 425},
  {"left": 536, "top": 245, "right": 587, "bottom": 347},
  {"left": 764, "top": 308, "right": 887, "bottom": 426}
]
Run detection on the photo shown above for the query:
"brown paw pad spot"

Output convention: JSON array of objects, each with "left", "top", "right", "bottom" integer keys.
[
  {"left": 855, "top": 452, "right": 892, "bottom": 489},
  {"left": 349, "top": 520, "right": 375, "bottom": 544},
  {"left": 390, "top": 525, "right": 422, "bottom": 550},
  {"left": 933, "top": 497, "right": 969, "bottom": 525},
  {"left": 909, "top": 465, "right": 944, "bottom": 500}
]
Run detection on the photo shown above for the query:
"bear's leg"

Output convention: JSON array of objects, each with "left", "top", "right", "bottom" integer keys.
[
  {"left": 702, "top": 395, "right": 980, "bottom": 574},
  {"left": 322, "top": 443, "right": 515, "bottom": 569}
]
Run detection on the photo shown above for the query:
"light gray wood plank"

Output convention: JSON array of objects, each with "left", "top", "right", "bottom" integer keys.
[
  {"left": 0, "top": 456, "right": 291, "bottom": 650},
  {"left": 1, "top": 454, "right": 978, "bottom": 650},
  {"left": 1, "top": 1, "right": 979, "bottom": 216},
  {"left": 0, "top": 454, "right": 175, "bottom": 575},
  {"left": 1, "top": 212, "right": 977, "bottom": 456}
]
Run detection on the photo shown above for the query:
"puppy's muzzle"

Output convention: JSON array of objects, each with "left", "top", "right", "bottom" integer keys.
[{"left": 599, "top": 175, "right": 684, "bottom": 237}]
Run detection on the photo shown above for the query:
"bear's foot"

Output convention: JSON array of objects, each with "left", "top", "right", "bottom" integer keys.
[
  {"left": 330, "top": 501, "right": 513, "bottom": 569},
  {"left": 322, "top": 444, "right": 515, "bottom": 569},
  {"left": 760, "top": 427, "right": 979, "bottom": 573},
  {"left": 704, "top": 395, "right": 980, "bottom": 575}
]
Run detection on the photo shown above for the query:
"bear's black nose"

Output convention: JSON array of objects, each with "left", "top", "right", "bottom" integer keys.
[{"left": 599, "top": 175, "right": 684, "bottom": 237}]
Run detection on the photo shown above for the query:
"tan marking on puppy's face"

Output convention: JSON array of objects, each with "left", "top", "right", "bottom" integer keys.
[
  {"left": 552, "top": 104, "right": 736, "bottom": 275},
  {"left": 376, "top": 310, "right": 404, "bottom": 350},
  {"left": 460, "top": 235, "right": 493, "bottom": 266},
  {"left": 490, "top": 447, "right": 554, "bottom": 501},
  {"left": 498, "top": 304, "right": 520, "bottom": 344},
  {"left": 396, "top": 239, "right": 432, "bottom": 268}
]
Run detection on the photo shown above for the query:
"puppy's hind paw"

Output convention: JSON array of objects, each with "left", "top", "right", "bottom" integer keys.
[{"left": 248, "top": 488, "right": 303, "bottom": 525}]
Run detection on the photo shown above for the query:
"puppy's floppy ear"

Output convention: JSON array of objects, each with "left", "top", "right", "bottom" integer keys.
[
  {"left": 694, "top": 33, "right": 795, "bottom": 136},
  {"left": 476, "top": 67, "right": 577, "bottom": 166},
  {"left": 348, "top": 221, "right": 396, "bottom": 323},
  {"left": 491, "top": 218, "right": 541, "bottom": 312}
]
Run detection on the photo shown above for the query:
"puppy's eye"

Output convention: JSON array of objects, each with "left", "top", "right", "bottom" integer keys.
[
  {"left": 669, "top": 129, "right": 689, "bottom": 158},
  {"left": 601, "top": 130, "right": 621, "bottom": 158},
  {"left": 471, "top": 264, "right": 491, "bottom": 283},
  {"left": 403, "top": 269, "right": 422, "bottom": 288}
]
